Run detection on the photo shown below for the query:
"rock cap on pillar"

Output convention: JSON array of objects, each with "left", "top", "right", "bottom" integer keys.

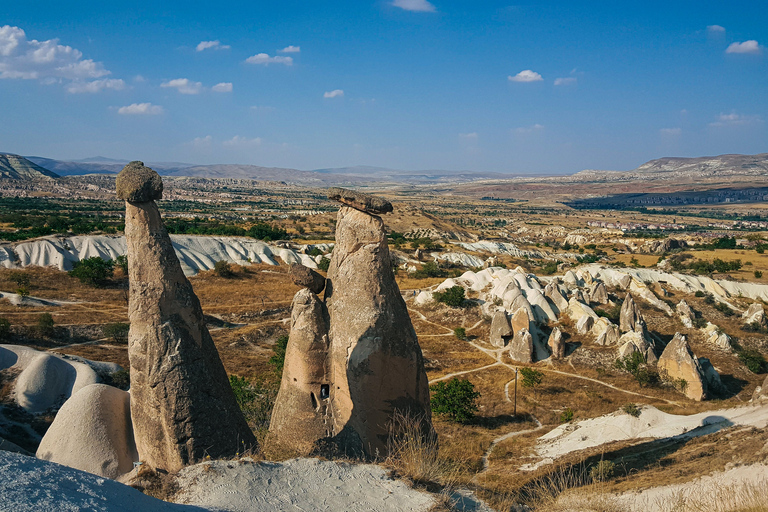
[
  {"left": 116, "top": 161, "right": 163, "bottom": 202},
  {"left": 327, "top": 187, "right": 393, "bottom": 215}
]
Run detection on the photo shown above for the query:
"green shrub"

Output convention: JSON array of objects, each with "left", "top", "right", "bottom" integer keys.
[
  {"left": 622, "top": 403, "right": 641, "bottom": 417},
  {"left": 540, "top": 260, "right": 559, "bottom": 275},
  {"left": 430, "top": 377, "right": 481, "bottom": 423},
  {"left": 16, "top": 286, "right": 29, "bottom": 298},
  {"left": 108, "top": 369, "right": 130, "bottom": 390},
  {"left": 9, "top": 271, "right": 30, "bottom": 288},
  {"left": 268, "top": 335, "right": 289, "bottom": 376},
  {"left": 590, "top": 460, "right": 616, "bottom": 482},
  {"left": 36, "top": 313, "right": 55, "bottom": 337},
  {"left": 755, "top": 271, "right": 763, "bottom": 279},
  {"left": 694, "top": 290, "right": 705, "bottom": 297},
  {"left": 308, "top": 247, "right": 322, "bottom": 257},
  {"left": 737, "top": 349, "right": 766, "bottom": 374},
  {"left": 229, "top": 374, "right": 278, "bottom": 430},
  {"left": 615, "top": 351, "right": 658, "bottom": 387},
  {"left": 560, "top": 408, "right": 574, "bottom": 423},
  {"left": 213, "top": 260, "right": 235, "bottom": 278},
  {"left": 432, "top": 286, "right": 466, "bottom": 307},
  {"left": 453, "top": 327, "right": 466, "bottom": 340},
  {"left": 413, "top": 261, "right": 445, "bottom": 279},
  {"left": 115, "top": 254, "right": 128, "bottom": 274},
  {"left": 520, "top": 367, "right": 544, "bottom": 397},
  {"left": 69, "top": 257, "right": 115, "bottom": 286},
  {"left": 317, "top": 257, "right": 331, "bottom": 272},
  {"left": 714, "top": 302, "right": 735, "bottom": 317},
  {"left": 0, "top": 318, "right": 10, "bottom": 340},
  {"left": 103, "top": 322, "right": 130, "bottom": 343}
]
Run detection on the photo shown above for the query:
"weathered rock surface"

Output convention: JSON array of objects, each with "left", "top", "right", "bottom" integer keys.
[
  {"left": 658, "top": 333, "right": 708, "bottom": 401},
  {"left": 509, "top": 328, "right": 534, "bottom": 363},
  {"left": 115, "top": 161, "right": 163, "bottom": 202},
  {"left": 289, "top": 263, "right": 326, "bottom": 294},
  {"left": 327, "top": 187, "right": 393, "bottom": 214},
  {"left": 676, "top": 300, "right": 695, "bottom": 329},
  {"left": 594, "top": 318, "right": 620, "bottom": 346},
  {"left": 270, "top": 288, "right": 331, "bottom": 452},
  {"left": 752, "top": 374, "right": 768, "bottom": 401},
  {"left": 548, "top": 327, "right": 565, "bottom": 359},
  {"left": 36, "top": 384, "right": 137, "bottom": 479},
  {"left": 325, "top": 205, "right": 430, "bottom": 458},
  {"left": 617, "top": 331, "right": 657, "bottom": 364},
  {"left": 510, "top": 307, "right": 531, "bottom": 336},
  {"left": 589, "top": 282, "right": 609, "bottom": 304},
  {"left": 490, "top": 310, "right": 513, "bottom": 348},
  {"left": 544, "top": 283, "right": 569, "bottom": 314},
  {"left": 121, "top": 162, "right": 256, "bottom": 472},
  {"left": 620, "top": 293, "right": 645, "bottom": 333},
  {"left": 703, "top": 322, "right": 733, "bottom": 351},
  {"left": 743, "top": 303, "right": 765, "bottom": 327},
  {"left": 576, "top": 315, "right": 594, "bottom": 335}
]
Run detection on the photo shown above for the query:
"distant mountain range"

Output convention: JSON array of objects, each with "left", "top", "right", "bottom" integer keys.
[{"left": 1, "top": 152, "right": 766, "bottom": 186}]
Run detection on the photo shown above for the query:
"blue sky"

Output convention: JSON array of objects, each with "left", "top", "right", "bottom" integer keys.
[{"left": 1, "top": 1, "right": 766, "bottom": 174}]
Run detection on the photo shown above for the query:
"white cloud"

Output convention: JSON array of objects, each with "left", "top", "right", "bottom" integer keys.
[
  {"left": 161, "top": 78, "right": 203, "bottom": 94},
  {"left": 508, "top": 70, "right": 543, "bottom": 82},
  {"left": 515, "top": 124, "right": 544, "bottom": 134},
  {"left": 196, "top": 40, "right": 230, "bottom": 52},
  {"left": 117, "top": 103, "right": 163, "bottom": 115},
  {"left": 211, "top": 82, "right": 233, "bottom": 93},
  {"left": 392, "top": 0, "right": 437, "bottom": 12},
  {"left": 0, "top": 25, "right": 113, "bottom": 85},
  {"left": 66, "top": 78, "right": 125, "bottom": 93},
  {"left": 709, "top": 112, "right": 762, "bottom": 127},
  {"left": 223, "top": 136, "right": 262, "bottom": 147},
  {"left": 554, "top": 76, "right": 577, "bottom": 86},
  {"left": 660, "top": 127, "right": 682, "bottom": 136},
  {"left": 726, "top": 40, "right": 762, "bottom": 54},
  {"left": 191, "top": 135, "right": 212, "bottom": 147},
  {"left": 459, "top": 132, "right": 478, "bottom": 140},
  {"left": 245, "top": 53, "right": 293, "bottom": 65},
  {"left": 323, "top": 89, "right": 344, "bottom": 98},
  {"left": 707, "top": 25, "right": 726, "bottom": 33},
  {"left": 279, "top": 45, "right": 300, "bottom": 53}
]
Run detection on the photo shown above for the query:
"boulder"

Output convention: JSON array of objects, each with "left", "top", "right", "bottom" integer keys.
[
  {"left": 742, "top": 303, "right": 765, "bottom": 327},
  {"left": 527, "top": 289, "right": 558, "bottom": 324},
  {"left": 327, "top": 187, "right": 393, "bottom": 214},
  {"left": 115, "top": 161, "right": 163, "bottom": 202},
  {"left": 509, "top": 328, "right": 534, "bottom": 363},
  {"left": 657, "top": 333, "right": 708, "bottom": 401},
  {"left": 120, "top": 162, "right": 256, "bottom": 472},
  {"left": 548, "top": 327, "right": 565, "bottom": 359},
  {"left": 566, "top": 297, "right": 598, "bottom": 325},
  {"left": 325, "top": 205, "right": 431, "bottom": 458},
  {"left": 618, "top": 274, "right": 632, "bottom": 290},
  {"left": 676, "top": 300, "right": 695, "bottom": 329},
  {"left": 490, "top": 310, "right": 513, "bottom": 348},
  {"left": 617, "top": 331, "right": 657, "bottom": 364},
  {"left": 270, "top": 288, "right": 331, "bottom": 452},
  {"left": 594, "top": 318, "right": 620, "bottom": 346},
  {"left": 36, "top": 384, "right": 138, "bottom": 479},
  {"left": 510, "top": 295, "right": 535, "bottom": 324},
  {"left": 703, "top": 323, "right": 733, "bottom": 351},
  {"left": 576, "top": 315, "right": 594, "bottom": 335},
  {"left": 414, "top": 291, "right": 433, "bottom": 305},
  {"left": 619, "top": 293, "right": 645, "bottom": 333},
  {"left": 589, "top": 282, "right": 609, "bottom": 304},
  {"left": 289, "top": 263, "right": 326, "bottom": 294}
]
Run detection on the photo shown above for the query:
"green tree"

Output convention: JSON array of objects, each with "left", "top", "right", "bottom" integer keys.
[
  {"left": 36, "top": 313, "right": 55, "bottom": 337},
  {"left": 520, "top": 367, "right": 544, "bottom": 397},
  {"left": 430, "top": 378, "right": 481, "bottom": 423},
  {"left": 115, "top": 254, "right": 128, "bottom": 274},
  {"left": 317, "top": 257, "right": 331, "bottom": 272},
  {"left": 69, "top": 257, "right": 115, "bottom": 286},
  {"left": 0, "top": 318, "right": 10, "bottom": 340},
  {"left": 432, "top": 286, "right": 466, "bottom": 307},
  {"left": 103, "top": 322, "right": 130, "bottom": 343},
  {"left": 453, "top": 327, "right": 467, "bottom": 340},
  {"left": 213, "top": 260, "right": 235, "bottom": 278}
]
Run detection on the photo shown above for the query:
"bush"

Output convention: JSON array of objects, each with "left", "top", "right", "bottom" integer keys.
[
  {"left": 213, "top": 260, "right": 235, "bottom": 278},
  {"left": 615, "top": 351, "right": 658, "bottom": 387},
  {"left": 317, "top": 257, "right": 331, "bottom": 272},
  {"left": 9, "top": 271, "right": 30, "bottom": 288},
  {"left": 413, "top": 261, "right": 445, "bottom": 279},
  {"left": 540, "top": 260, "right": 559, "bottom": 275},
  {"left": 755, "top": 271, "right": 763, "bottom": 279},
  {"left": 69, "top": 257, "right": 115, "bottom": 286},
  {"left": 694, "top": 290, "right": 705, "bottom": 297},
  {"left": 229, "top": 374, "right": 278, "bottom": 430},
  {"left": 0, "top": 318, "right": 10, "bottom": 340},
  {"left": 622, "top": 403, "right": 641, "bottom": 417},
  {"left": 36, "top": 313, "right": 55, "bottom": 337},
  {"left": 520, "top": 367, "right": 544, "bottom": 397},
  {"left": 115, "top": 254, "right": 128, "bottom": 274},
  {"left": 453, "top": 327, "right": 466, "bottom": 340},
  {"left": 737, "top": 349, "right": 766, "bottom": 374},
  {"left": 268, "top": 335, "right": 289, "bottom": 376},
  {"left": 560, "top": 408, "right": 574, "bottom": 423},
  {"left": 108, "top": 369, "right": 130, "bottom": 390},
  {"left": 589, "top": 460, "right": 615, "bottom": 482},
  {"left": 714, "top": 302, "right": 735, "bottom": 317},
  {"left": 430, "top": 377, "right": 480, "bottom": 423},
  {"left": 432, "top": 286, "right": 466, "bottom": 307},
  {"left": 103, "top": 322, "right": 130, "bottom": 343}
]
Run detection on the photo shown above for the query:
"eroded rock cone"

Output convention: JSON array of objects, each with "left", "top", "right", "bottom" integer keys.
[
  {"left": 490, "top": 310, "right": 513, "bottom": 348},
  {"left": 620, "top": 293, "right": 645, "bottom": 333},
  {"left": 118, "top": 162, "right": 257, "bottom": 472},
  {"left": 657, "top": 333, "right": 708, "bottom": 401},
  {"left": 325, "top": 205, "right": 431, "bottom": 458},
  {"left": 509, "top": 328, "right": 534, "bottom": 363},
  {"left": 676, "top": 300, "right": 695, "bottom": 329},
  {"left": 547, "top": 327, "right": 565, "bottom": 359},
  {"left": 269, "top": 288, "right": 330, "bottom": 452}
]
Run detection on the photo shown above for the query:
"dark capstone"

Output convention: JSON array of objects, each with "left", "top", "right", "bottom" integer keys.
[
  {"left": 115, "top": 161, "right": 163, "bottom": 202},
  {"left": 327, "top": 187, "right": 393, "bottom": 214},
  {"left": 289, "top": 263, "right": 326, "bottom": 294}
]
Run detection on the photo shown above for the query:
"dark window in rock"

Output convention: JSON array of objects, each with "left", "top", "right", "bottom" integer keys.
[{"left": 320, "top": 384, "right": 330, "bottom": 399}]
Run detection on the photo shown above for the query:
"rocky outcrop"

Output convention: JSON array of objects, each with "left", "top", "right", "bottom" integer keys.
[
  {"left": 544, "top": 282, "right": 569, "bottom": 314},
  {"left": 576, "top": 315, "right": 594, "bottom": 335},
  {"left": 269, "top": 288, "right": 331, "bottom": 452},
  {"left": 676, "top": 300, "right": 695, "bottom": 329},
  {"left": 620, "top": 293, "right": 645, "bottom": 333},
  {"left": 490, "top": 310, "right": 513, "bottom": 348},
  {"left": 289, "top": 263, "right": 326, "bottom": 294},
  {"left": 327, "top": 187, "right": 393, "bottom": 214},
  {"left": 703, "top": 323, "right": 733, "bottom": 351},
  {"left": 752, "top": 374, "right": 768, "bottom": 402},
  {"left": 548, "top": 327, "right": 565, "bottom": 359},
  {"left": 509, "top": 328, "right": 534, "bottom": 363},
  {"left": 36, "top": 384, "right": 137, "bottom": 479},
  {"left": 120, "top": 162, "right": 256, "bottom": 472},
  {"left": 617, "top": 331, "right": 657, "bottom": 364},
  {"left": 325, "top": 202, "right": 431, "bottom": 458},
  {"left": 594, "top": 319, "right": 620, "bottom": 346},
  {"left": 743, "top": 303, "right": 765, "bottom": 327},
  {"left": 589, "top": 282, "right": 609, "bottom": 304},
  {"left": 658, "top": 333, "right": 710, "bottom": 401}
]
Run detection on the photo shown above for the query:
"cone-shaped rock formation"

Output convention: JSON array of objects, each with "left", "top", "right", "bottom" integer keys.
[{"left": 119, "top": 161, "right": 257, "bottom": 472}]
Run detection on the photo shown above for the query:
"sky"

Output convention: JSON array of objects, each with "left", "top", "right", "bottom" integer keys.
[{"left": 1, "top": 1, "right": 766, "bottom": 174}]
